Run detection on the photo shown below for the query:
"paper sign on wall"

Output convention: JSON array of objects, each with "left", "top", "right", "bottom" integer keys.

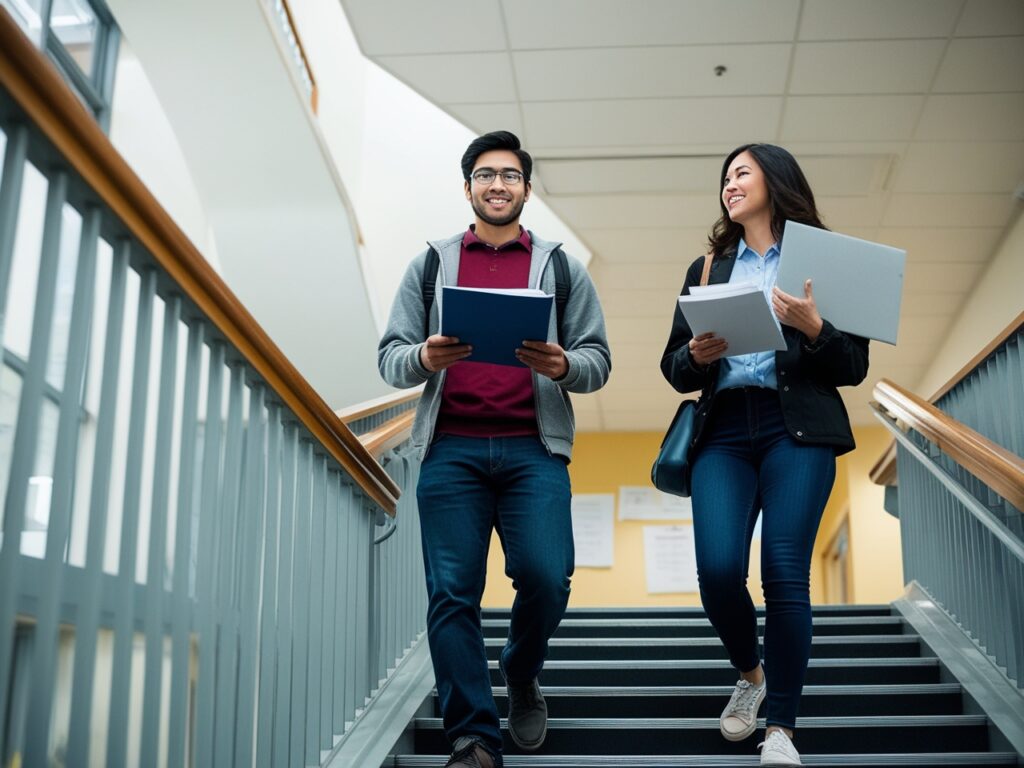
[
  {"left": 618, "top": 486, "right": 692, "bottom": 521},
  {"left": 643, "top": 525, "right": 698, "bottom": 594},
  {"left": 571, "top": 494, "right": 614, "bottom": 568}
]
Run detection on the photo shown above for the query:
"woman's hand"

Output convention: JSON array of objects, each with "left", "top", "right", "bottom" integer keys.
[
  {"left": 772, "top": 279, "right": 823, "bottom": 342},
  {"left": 688, "top": 332, "right": 729, "bottom": 367}
]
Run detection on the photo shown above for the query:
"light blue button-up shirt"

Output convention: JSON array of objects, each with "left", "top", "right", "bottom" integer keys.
[{"left": 715, "top": 238, "right": 780, "bottom": 392}]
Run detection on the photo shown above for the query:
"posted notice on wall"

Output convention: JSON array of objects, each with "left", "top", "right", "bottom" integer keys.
[
  {"left": 643, "top": 525, "right": 698, "bottom": 594},
  {"left": 571, "top": 494, "right": 615, "bottom": 568},
  {"left": 618, "top": 486, "right": 692, "bottom": 521}
]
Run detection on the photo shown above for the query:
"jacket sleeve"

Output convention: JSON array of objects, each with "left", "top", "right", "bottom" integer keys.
[
  {"left": 555, "top": 256, "right": 612, "bottom": 394},
  {"left": 377, "top": 252, "right": 434, "bottom": 389},
  {"left": 660, "top": 257, "right": 714, "bottom": 394},
  {"left": 799, "top": 319, "right": 870, "bottom": 387}
]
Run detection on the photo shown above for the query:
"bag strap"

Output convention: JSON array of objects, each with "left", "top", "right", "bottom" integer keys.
[
  {"left": 422, "top": 246, "right": 440, "bottom": 338},
  {"left": 700, "top": 252, "right": 713, "bottom": 287},
  {"left": 551, "top": 246, "right": 570, "bottom": 347}
]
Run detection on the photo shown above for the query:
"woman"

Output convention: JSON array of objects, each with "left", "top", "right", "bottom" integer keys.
[{"left": 660, "top": 144, "right": 869, "bottom": 766}]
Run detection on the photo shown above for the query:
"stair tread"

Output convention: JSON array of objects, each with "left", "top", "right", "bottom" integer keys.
[
  {"left": 413, "top": 715, "right": 988, "bottom": 729},
  {"left": 487, "top": 657, "right": 937, "bottom": 669},
  {"left": 461, "top": 683, "right": 962, "bottom": 697},
  {"left": 484, "top": 635, "right": 920, "bottom": 647},
  {"left": 483, "top": 616, "right": 903, "bottom": 628},
  {"left": 390, "top": 754, "right": 1019, "bottom": 766}
]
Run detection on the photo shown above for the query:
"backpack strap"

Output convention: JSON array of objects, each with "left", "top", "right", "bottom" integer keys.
[
  {"left": 422, "top": 246, "right": 440, "bottom": 338},
  {"left": 551, "top": 246, "right": 570, "bottom": 347},
  {"left": 700, "top": 252, "right": 713, "bottom": 286}
]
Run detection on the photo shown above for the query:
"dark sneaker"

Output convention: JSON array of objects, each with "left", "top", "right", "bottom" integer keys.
[
  {"left": 505, "top": 677, "right": 548, "bottom": 751},
  {"left": 445, "top": 736, "right": 496, "bottom": 768}
]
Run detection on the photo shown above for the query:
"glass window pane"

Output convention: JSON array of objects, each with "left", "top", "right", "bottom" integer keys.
[
  {"left": 0, "top": 0, "right": 47, "bottom": 45},
  {"left": 45, "top": 202, "right": 82, "bottom": 390},
  {"left": 0, "top": 364, "right": 23, "bottom": 534},
  {"left": 3, "top": 161, "right": 48, "bottom": 361},
  {"left": 50, "top": 0, "right": 98, "bottom": 78}
]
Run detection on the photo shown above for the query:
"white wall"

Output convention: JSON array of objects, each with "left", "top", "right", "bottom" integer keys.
[{"left": 916, "top": 207, "right": 1024, "bottom": 398}]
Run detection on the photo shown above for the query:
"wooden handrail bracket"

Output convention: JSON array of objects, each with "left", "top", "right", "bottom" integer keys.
[{"left": 873, "top": 378, "right": 1024, "bottom": 511}]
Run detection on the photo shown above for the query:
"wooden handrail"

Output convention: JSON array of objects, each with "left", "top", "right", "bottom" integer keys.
[
  {"left": 359, "top": 411, "right": 417, "bottom": 460},
  {"left": 0, "top": 9, "right": 402, "bottom": 514},
  {"left": 336, "top": 386, "right": 423, "bottom": 424},
  {"left": 873, "top": 378, "right": 1024, "bottom": 511},
  {"left": 872, "top": 311, "right": 1024, "bottom": 488}
]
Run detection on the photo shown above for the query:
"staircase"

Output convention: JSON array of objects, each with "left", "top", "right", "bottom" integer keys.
[{"left": 385, "top": 606, "right": 1020, "bottom": 766}]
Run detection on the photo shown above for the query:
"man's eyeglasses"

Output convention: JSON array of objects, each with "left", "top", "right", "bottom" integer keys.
[{"left": 471, "top": 169, "right": 525, "bottom": 185}]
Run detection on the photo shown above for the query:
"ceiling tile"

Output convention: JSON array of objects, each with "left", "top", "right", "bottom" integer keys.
[
  {"left": 513, "top": 44, "right": 790, "bottom": 101},
  {"left": 790, "top": 40, "right": 946, "bottom": 95},
  {"left": 955, "top": 0, "right": 1024, "bottom": 36},
  {"left": 445, "top": 103, "right": 523, "bottom": 137},
  {"left": 933, "top": 37, "right": 1024, "bottom": 93},
  {"left": 882, "top": 193, "right": 1018, "bottom": 227},
  {"left": 502, "top": 0, "right": 800, "bottom": 49},
  {"left": 781, "top": 96, "right": 924, "bottom": 141},
  {"left": 376, "top": 53, "right": 515, "bottom": 104},
  {"left": 915, "top": 94, "right": 1024, "bottom": 141},
  {"left": 816, "top": 195, "right": 888, "bottom": 228},
  {"left": 798, "top": 155, "right": 896, "bottom": 196},
  {"left": 340, "top": 0, "right": 506, "bottom": 55},
  {"left": 585, "top": 228, "right": 712, "bottom": 263},
  {"left": 522, "top": 98, "right": 781, "bottom": 149},
  {"left": 799, "top": 0, "right": 961, "bottom": 40},
  {"left": 892, "top": 142, "right": 1024, "bottom": 195},
  {"left": 536, "top": 156, "right": 722, "bottom": 195},
  {"left": 547, "top": 194, "right": 720, "bottom": 229},
  {"left": 877, "top": 227, "right": 1003, "bottom": 262},
  {"left": 903, "top": 262, "right": 986, "bottom": 293}
]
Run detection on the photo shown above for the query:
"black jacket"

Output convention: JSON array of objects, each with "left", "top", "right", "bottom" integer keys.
[{"left": 660, "top": 250, "right": 870, "bottom": 456}]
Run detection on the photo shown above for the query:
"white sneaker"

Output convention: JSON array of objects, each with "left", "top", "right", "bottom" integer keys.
[
  {"left": 719, "top": 678, "right": 766, "bottom": 741},
  {"left": 758, "top": 729, "right": 802, "bottom": 766}
]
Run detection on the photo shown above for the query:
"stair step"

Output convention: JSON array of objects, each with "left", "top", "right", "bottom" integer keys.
[
  {"left": 482, "top": 605, "right": 894, "bottom": 620},
  {"left": 484, "top": 635, "right": 921, "bottom": 661},
  {"left": 483, "top": 617, "right": 909, "bottom": 638},
  {"left": 487, "top": 658, "right": 940, "bottom": 687},
  {"left": 390, "top": 753, "right": 1020, "bottom": 766},
  {"left": 434, "top": 684, "right": 964, "bottom": 718},
  {"left": 412, "top": 715, "right": 991, "bottom": 755}
]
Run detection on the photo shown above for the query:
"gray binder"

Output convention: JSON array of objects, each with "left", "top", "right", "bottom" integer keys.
[{"left": 776, "top": 221, "right": 905, "bottom": 345}]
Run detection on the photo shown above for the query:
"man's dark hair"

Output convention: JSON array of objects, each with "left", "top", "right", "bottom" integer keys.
[
  {"left": 461, "top": 130, "right": 533, "bottom": 183},
  {"left": 708, "top": 143, "right": 826, "bottom": 259}
]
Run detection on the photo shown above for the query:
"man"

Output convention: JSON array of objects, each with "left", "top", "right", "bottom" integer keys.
[{"left": 378, "top": 131, "right": 611, "bottom": 768}]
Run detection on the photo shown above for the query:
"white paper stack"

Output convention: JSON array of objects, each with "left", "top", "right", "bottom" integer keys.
[{"left": 677, "top": 282, "right": 787, "bottom": 357}]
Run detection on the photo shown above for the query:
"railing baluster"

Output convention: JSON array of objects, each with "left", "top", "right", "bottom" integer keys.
[
  {"left": 23, "top": 204, "right": 100, "bottom": 763},
  {"left": 139, "top": 293, "right": 181, "bottom": 767},
  {"left": 193, "top": 342, "right": 226, "bottom": 767},
  {"left": 213, "top": 363, "right": 245, "bottom": 766},
  {"left": 107, "top": 267, "right": 157, "bottom": 768},
  {"left": 167, "top": 319, "right": 203, "bottom": 768},
  {"left": 272, "top": 422, "right": 297, "bottom": 768},
  {"left": 321, "top": 469, "right": 340, "bottom": 746},
  {"left": 0, "top": 123, "right": 28, "bottom": 345},
  {"left": 333, "top": 482, "right": 351, "bottom": 736},
  {"left": 306, "top": 455, "right": 327, "bottom": 760},
  {"left": 66, "top": 238, "right": 128, "bottom": 765},
  {"left": 256, "top": 404, "right": 282, "bottom": 768},
  {"left": 289, "top": 440, "right": 313, "bottom": 768},
  {"left": 235, "top": 381, "right": 266, "bottom": 768},
  {"left": 344, "top": 484, "right": 359, "bottom": 725}
]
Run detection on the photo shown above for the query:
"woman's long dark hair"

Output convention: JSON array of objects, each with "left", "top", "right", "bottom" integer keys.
[{"left": 707, "top": 143, "right": 826, "bottom": 259}]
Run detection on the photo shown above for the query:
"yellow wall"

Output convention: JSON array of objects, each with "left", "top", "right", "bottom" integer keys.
[{"left": 481, "top": 427, "right": 903, "bottom": 608}]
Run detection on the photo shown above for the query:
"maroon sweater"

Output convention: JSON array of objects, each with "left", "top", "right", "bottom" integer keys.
[{"left": 434, "top": 226, "right": 538, "bottom": 437}]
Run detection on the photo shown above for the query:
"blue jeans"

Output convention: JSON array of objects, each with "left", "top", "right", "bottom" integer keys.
[
  {"left": 691, "top": 387, "right": 836, "bottom": 730},
  {"left": 416, "top": 434, "right": 574, "bottom": 757}
]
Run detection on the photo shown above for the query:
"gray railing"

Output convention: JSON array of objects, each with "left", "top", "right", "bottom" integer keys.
[
  {"left": 933, "top": 317, "right": 1024, "bottom": 471},
  {"left": 872, "top": 378, "right": 1024, "bottom": 691},
  {"left": 0, "top": 10, "right": 426, "bottom": 767}
]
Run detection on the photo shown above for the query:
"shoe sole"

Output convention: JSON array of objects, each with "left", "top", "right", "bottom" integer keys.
[
  {"left": 507, "top": 721, "right": 547, "bottom": 752},
  {"left": 720, "top": 684, "right": 766, "bottom": 742}
]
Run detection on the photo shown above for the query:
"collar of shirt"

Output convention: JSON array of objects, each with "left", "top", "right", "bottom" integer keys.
[
  {"left": 737, "top": 237, "right": 779, "bottom": 262},
  {"left": 463, "top": 225, "right": 532, "bottom": 253}
]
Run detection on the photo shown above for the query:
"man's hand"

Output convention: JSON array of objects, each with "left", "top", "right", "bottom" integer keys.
[
  {"left": 516, "top": 340, "right": 569, "bottom": 379},
  {"left": 420, "top": 335, "right": 472, "bottom": 372},
  {"left": 772, "top": 279, "right": 823, "bottom": 342},
  {"left": 688, "top": 332, "right": 729, "bottom": 367}
]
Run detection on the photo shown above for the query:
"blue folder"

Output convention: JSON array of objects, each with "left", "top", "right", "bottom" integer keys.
[{"left": 441, "top": 286, "right": 554, "bottom": 367}]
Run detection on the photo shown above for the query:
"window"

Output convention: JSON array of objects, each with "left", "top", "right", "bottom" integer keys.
[
  {"left": 1, "top": 0, "right": 120, "bottom": 130},
  {"left": 269, "top": 0, "right": 318, "bottom": 114}
]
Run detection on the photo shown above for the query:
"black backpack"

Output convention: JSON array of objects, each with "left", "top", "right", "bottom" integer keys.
[{"left": 421, "top": 245, "right": 571, "bottom": 346}]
